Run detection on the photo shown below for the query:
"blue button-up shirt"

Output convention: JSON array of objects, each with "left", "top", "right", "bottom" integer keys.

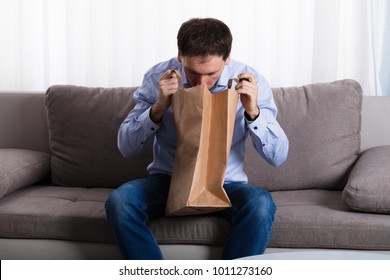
[{"left": 118, "top": 57, "right": 288, "bottom": 183}]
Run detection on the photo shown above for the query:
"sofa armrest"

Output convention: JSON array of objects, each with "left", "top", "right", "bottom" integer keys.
[
  {"left": 342, "top": 145, "right": 390, "bottom": 214},
  {"left": 0, "top": 149, "right": 51, "bottom": 199}
]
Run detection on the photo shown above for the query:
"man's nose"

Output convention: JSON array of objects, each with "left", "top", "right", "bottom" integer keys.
[{"left": 197, "top": 75, "right": 208, "bottom": 86}]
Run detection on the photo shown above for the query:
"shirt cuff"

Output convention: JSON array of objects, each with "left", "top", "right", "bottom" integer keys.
[{"left": 246, "top": 112, "right": 268, "bottom": 139}]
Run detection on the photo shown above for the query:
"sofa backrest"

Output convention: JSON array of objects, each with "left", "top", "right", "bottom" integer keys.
[
  {"left": 5, "top": 91, "right": 388, "bottom": 155},
  {"left": 245, "top": 79, "right": 362, "bottom": 191},
  {"left": 2, "top": 80, "right": 364, "bottom": 190},
  {"left": 45, "top": 85, "right": 153, "bottom": 188}
]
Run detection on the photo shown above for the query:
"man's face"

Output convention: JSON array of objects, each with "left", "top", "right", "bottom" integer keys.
[{"left": 178, "top": 54, "right": 230, "bottom": 90}]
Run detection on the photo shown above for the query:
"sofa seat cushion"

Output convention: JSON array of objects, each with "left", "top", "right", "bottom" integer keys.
[
  {"left": 0, "top": 149, "right": 51, "bottom": 199},
  {"left": 45, "top": 85, "right": 153, "bottom": 188},
  {"left": 245, "top": 79, "right": 362, "bottom": 191},
  {"left": 342, "top": 146, "right": 390, "bottom": 214},
  {"left": 1, "top": 186, "right": 390, "bottom": 250},
  {"left": 270, "top": 189, "right": 390, "bottom": 249},
  {"left": 0, "top": 185, "right": 230, "bottom": 245},
  {"left": 0, "top": 185, "right": 114, "bottom": 242}
]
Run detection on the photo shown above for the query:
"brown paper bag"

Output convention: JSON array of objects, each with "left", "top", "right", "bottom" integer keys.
[{"left": 165, "top": 70, "right": 239, "bottom": 216}]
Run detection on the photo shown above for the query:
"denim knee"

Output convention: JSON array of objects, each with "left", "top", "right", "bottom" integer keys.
[
  {"left": 238, "top": 187, "right": 276, "bottom": 219},
  {"left": 105, "top": 183, "right": 144, "bottom": 218},
  {"left": 252, "top": 188, "right": 275, "bottom": 210},
  {"left": 105, "top": 176, "right": 170, "bottom": 221},
  {"left": 105, "top": 188, "right": 122, "bottom": 218}
]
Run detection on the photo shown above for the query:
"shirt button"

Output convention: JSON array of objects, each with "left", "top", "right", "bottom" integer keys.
[
  {"left": 141, "top": 141, "right": 144, "bottom": 145},
  {"left": 151, "top": 127, "right": 155, "bottom": 131},
  {"left": 254, "top": 126, "right": 258, "bottom": 130}
]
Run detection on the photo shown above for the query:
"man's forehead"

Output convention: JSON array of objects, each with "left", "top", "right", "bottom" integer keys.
[
  {"left": 183, "top": 56, "right": 224, "bottom": 74},
  {"left": 186, "top": 55, "right": 223, "bottom": 64}
]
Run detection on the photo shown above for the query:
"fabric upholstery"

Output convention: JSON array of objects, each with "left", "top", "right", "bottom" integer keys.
[
  {"left": 0, "top": 185, "right": 114, "bottom": 242},
  {"left": 0, "top": 149, "right": 50, "bottom": 198},
  {"left": 45, "top": 85, "right": 153, "bottom": 188},
  {"left": 2, "top": 186, "right": 390, "bottom": 250},
  {"left": 245, "top": 79, "right": 362, "bottom": 191},
  {"left": 270, "top": 189, "right": 390, "bottom": 249},
  {"left": 0, "top": 185, "right": 230, "bottom": 245},
  {"left": 342, "top": 146, "right": 390, "bottom": 214}
]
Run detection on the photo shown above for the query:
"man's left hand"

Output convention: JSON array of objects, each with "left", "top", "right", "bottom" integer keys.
[{"left": 235, "top": 73, "right": 260, "bottom": 121}]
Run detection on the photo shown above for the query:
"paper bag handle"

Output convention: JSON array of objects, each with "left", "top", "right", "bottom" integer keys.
[
  {"left": 169, "top": 69, "right": 184, "bottom": 90},
  {"left": 227, "top": 78, "right": 239, "bottom": 89}
]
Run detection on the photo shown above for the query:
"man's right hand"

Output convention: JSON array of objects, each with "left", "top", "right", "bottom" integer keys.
[{"left": 150, "top": 70, "right": 179, "bottom": 123}]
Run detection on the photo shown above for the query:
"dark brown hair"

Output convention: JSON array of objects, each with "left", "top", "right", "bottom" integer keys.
[{"left": 177, "top": 18, "right": 232, "bottom": 61}]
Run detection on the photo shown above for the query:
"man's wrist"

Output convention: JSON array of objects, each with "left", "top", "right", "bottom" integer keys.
[
  {"left": 244, "top": 107, "right": 260, "bottom": 121},
  {"left": 150, "top": 102, "right": 165, "bottom": 123}
]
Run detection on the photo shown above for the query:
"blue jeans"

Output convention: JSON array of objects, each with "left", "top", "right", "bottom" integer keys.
[{"left": 105, "top": 174, "right": 276, "bottom": 259}]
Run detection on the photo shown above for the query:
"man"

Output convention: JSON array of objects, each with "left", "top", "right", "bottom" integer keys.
[{"left": 105, "top": 18, "right": 289, "bottom": 260}]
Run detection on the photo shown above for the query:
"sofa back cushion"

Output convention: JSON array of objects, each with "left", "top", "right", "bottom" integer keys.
[
  {"left": 245, "top": 79, "right": 362, "bottom": 191},
  {"left": 45, "top": 85, "right": 153, "bottom": 188}
]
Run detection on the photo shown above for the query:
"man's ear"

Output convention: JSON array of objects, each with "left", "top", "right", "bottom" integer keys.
[
  {"left": 178, "top": 52, "right": 182, "bottom": 63},
  {"left": 225, "top": 54, "right": 231, "bottom": 65}
]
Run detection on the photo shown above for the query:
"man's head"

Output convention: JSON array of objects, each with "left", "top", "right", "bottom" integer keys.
[
  {"left": 177, "top": 18, "right": 232, "bottom": 60},
  {"left": 177, "top": 18, "right": 232, "bottom": 89}
]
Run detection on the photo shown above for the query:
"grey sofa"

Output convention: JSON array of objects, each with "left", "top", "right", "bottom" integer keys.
[{"left": 1, "top": 79, "right": 390, "bottom": 260}]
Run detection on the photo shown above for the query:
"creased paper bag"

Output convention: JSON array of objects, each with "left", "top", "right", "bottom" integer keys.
[{"left": 165, "top": 70, "right": 239, "bottom": 216}]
